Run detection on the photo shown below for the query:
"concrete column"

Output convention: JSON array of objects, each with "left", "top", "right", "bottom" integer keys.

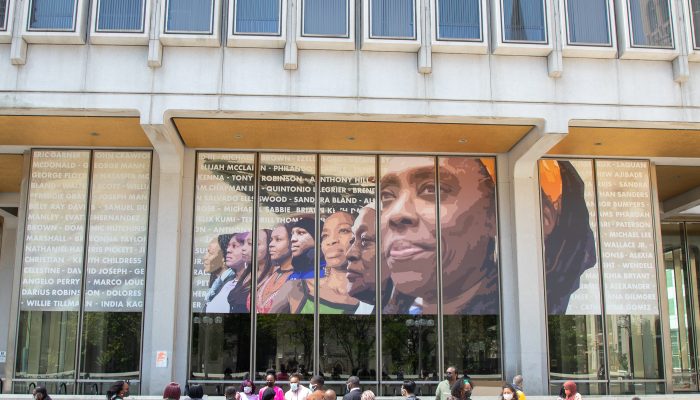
[
  {"left": 0, "top": 211, "right": 18, "bottom": 388},
  {"left": 503, "top": 124, "right": 567, "bottom": 395},
  {"left": 140, "top": 121, "right": 185, "bottom": 395}
]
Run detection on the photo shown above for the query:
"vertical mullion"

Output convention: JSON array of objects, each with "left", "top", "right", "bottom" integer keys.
[
  {"left": 313, "top": 154, "right": 321, "bottom": 379},
  {"left": 250, "top": 152, "right": 261, "bottom": 383},
  {"left": 434, "top": 156, "right": 445, "bottom": 384},
  {"left": 74, "top": 150, "right": 96, "bottom": 393},
  {"left": 374, "top": 155, "right": 381, "bottom": 391}
]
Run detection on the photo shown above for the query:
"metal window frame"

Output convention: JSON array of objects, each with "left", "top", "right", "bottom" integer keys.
[
  {"left": 563, "top": 0, "right": 614, "bottom": 47},
  {"left": 435, "top": 0, "right": 483, "bottom": 42},
  {"left": 232, "top": 0, "right": 283, "bottom": 36},
  {"left": 163, "top": 0, "right": 216, "bottom": 35},
  {"left": 300, "top": 0, "right": 350, "bottom": 38},
  {"left": 368, "top": 0, "right": 417, "bottom": 40},
  {"left": 94, "top": 0, "right": 147, "bottom": 33},
  {"left": 26, "top": 0, "right": 79, "bottom": 32},
  {"left": 626, "top": 0, "right": 675, "bottom": 49},
  {"left": 499, "top": 0, "right": 549, "bottom": 44}
]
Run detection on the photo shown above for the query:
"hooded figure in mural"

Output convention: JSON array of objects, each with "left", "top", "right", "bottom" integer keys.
[{"left": 540, "top": 160, "right": 597, "bottom": 314}]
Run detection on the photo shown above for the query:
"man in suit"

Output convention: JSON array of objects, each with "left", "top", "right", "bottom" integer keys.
[{"left": 343, "top": 376, "right": 361, "bottom": 400}]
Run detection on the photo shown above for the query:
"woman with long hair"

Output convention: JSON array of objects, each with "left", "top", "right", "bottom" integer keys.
[{"left": 106, "top": 381, "right": 129, "bottom": 400}]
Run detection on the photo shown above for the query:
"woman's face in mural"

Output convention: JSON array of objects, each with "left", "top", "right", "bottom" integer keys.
[
  {"left": 242, "top": 230, "right": 269, "bottom": 264},
  {"left": 269, "top": 225, "right": 292, "bottom": 264},
  {"left": 291, "top": 226, "right": 314, "bottom": 257},
  {"left": 256, "top": 230, "right": 270, "bottom": 263},
  {"left": 226, "top": 236, "right": 244, "bottom": 270},
  {"left": 321, "top": 212, "right": 354, "bottom": 269},
  {"left": 241, "top": 233, "right": 253, "bottom": 264},
  {"left": 438, "top": 158, "right": 496, "bottom": 301},
  {"left": 346, "top": 207, "right": 380, "bottom": 301},
  {"left": 380, "top": 157, "right": 438, "bottom": 298},
  {"left": 203, "top": 238, "right": 223, "bottom": 274}
]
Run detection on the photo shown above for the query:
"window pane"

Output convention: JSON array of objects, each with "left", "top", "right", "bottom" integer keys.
[
  {"left": 628, "top": 0, "right": 673, "bottom": 48},
  {"left": 256, "top": 314, "right": 314, "bottom": 378},
  {"left": 165, "top": 0, "right": 213, "bottom": 33},
  {"left": 502, "top": 0, "right": 546, "bottom": 42},
  {"left": 235, "top": 0, "right": 281, "bottom": 35},
  {"left": 380, "top": 156, "right": 438, "bottom": 385},
  {"left": 97, "top": 0, "right": 144, "bottom": 32},
  {"left": 303, "top": 0, "right": 347, "bottom": 37},
  {"left": 692, "top": 0, "right": 700, "bottom": 48},
  {"left": 15, "top": 311, "right": 79, "bottom": 381},
  {"left": 371, "top": 0, "right": 414, "bottom": 39},
  {"left": 318, "top": 155, "right": 377, "bottom": 380},
  {"left": 190, "top": 153, "right": 255, "bottom": 379},
  {"left": 566, "top": 0, "right": 610, "bottom": 45},
  {"left": 29, "top": 0, "right": 76, "bottom": 30},
  {"left": 439, "top": 157, "right": 500, "bottom": 376},
  {"left": 437, "top": 0, "right": 481, "bottom": 40},
  {"left": 79, "top": 312, "right": 142, "bottom": 379},
  {"left": 540, "top": 160, "right": 605, "bottom": 383},
  {"left": 1, "top": 0, "right": 7, "bottom": 30}
]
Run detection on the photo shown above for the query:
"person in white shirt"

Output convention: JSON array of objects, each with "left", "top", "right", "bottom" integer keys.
[{"left": 285, "top": 373, "right": 311, "bottom": 400}]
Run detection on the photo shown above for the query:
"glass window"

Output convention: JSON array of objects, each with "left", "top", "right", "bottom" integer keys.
[
  {"left": 540, "top": 160, "right": 605, "bottom": 384},
  {"left": 96, "top": 0, "right": 144, "bottom": 32},
  {"left": 165, "top": 0, "right": 214, "bottom": 34},
  {"left": 318, "top": 155, "right": 377, "bottom": 380},
  {"left": 28, "top": 0, "right": 77, "bottom": 31},
  {"left": 1, "top": 0, "right": 7, "bottom": 31},
  {"left": 379, "top": 156, "right": 439, "bottom": 387},
  {"left": 234, "top": 0, "right": 282, "bottom": 35},
  {"left": 303, "top": 0, "right": 348, "bottom": 37},
  {"left": 627, "top": 0, "right": 673, "bottom": 48},
  {"left": 565, "top": 0, "right": 611, "bottom": 45},
  {"left": 440, "top": 157, "right": 500, "bottom": 377},
  {"left": 370, "top": 0, "right": 415, "bottom": 39},
  {"left": 436, "top": 0, "right": 481, "bottom": 41},
  {"left": 501, "top": 0, "right": 546, "bottom": 43},
  {"left": 691, "top": 0, "right": 700, "bottom": 48},
  {"left": 190, "top": 153, "right": 256, "bottom": 380}
]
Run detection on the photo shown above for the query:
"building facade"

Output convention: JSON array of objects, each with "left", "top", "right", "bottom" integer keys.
[{"left": 1, "top": 0, "right": 700, "bottom": 397}]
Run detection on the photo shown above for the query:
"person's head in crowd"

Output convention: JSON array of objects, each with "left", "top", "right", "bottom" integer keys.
[
  {"left": 450, "top": 379, "right": 473, "bottom": 400},
  {"left": 323, "top": 389, "right": 337, "bottom": 400},
  {"left": 240, "top": 380, "right": 256, "bottom": 395},
  {"left": 401, "top": 380, "right": 416, "bottom": 397},
  {"left": 226, "top": 233, "right": 247, "bottom": 273},
  {"left": 224, "top": 386, "right": 237, "bottom": 400},
  {"left": 32, "top": 386, "right": 51, "bottom": 400},
  {"left": 309, "top": 375, "right": 325, "bottom": 392},
  {"left": 289, "top": 373, "right": 303, "bottom": 392},
  {"left": 321, "top": 211, "right": 354, "bottom": 270},
  {"left": 163, "top": 382, "right": 181, "bottom": 400},
  {"left": 500, "top": 384, "right": 518, "bottom": 400},
  {"left": 346, "top": 376, "right": 360, "bottom": 391},
  {"left": 512, "top": 375, "right": 523, "bottom": 390},
  {"left": 360, "top": 390, "right": 375, "bottom": 400},
  {"left": 265, "top": 373, "right": 277, "bottom": 388},
  {"left": 262, "top": 388, "right": 276, "bottom": 400},
  {"left": 379, "top": 157, "right": 498, "bottom": 313},
  {"left": 346, "top": 204, "right": 389, "bottom": 305},
  {"left": 445, "top": 366, "right": 457, "bottom": 384},
  {"left": 631, "top": 397, "right": 641, "bottom": 400},
  {"left": 563, "top": 381, "right": 577, "bottom": 399},
  {"left": 188, "top": 385, "right": 204, "bottom": 400},
  {"left": 269, "top": 224, "right": 293, "bottom": 267},
  {"left": 106, "top": 380, "right": 129, "bottom": 399},
  {"left": 204, "top": 237, "right": 225, "bottom": 276}
]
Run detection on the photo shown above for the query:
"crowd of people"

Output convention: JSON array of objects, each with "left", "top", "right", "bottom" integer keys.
[{"left": 30, "top": 368, "right": 639, "bottom": 400}]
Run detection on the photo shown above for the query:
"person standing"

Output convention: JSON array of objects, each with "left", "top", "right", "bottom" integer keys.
[
  {"left": 162, "top": 382, "right": 181, "bottom": 400},
  {"left": 260, "top": 373, "right": 285, "bottom": 400},
  {"left": 323, "top": 389, "right": 337, "bottom": 400},
  {"left": 240, "top": 380, "right": 258, "bottom": 400},
  {"left": 435, "top": 367, "right": 458, "bottom": 400},
  {"left": 512, "top": 375, "right": 526, "bottom": 400},
  {"left": 343, "top": 376, "right": 362, "bottom": 400},
  {"left": 563, "top": 381, "right": 582, "bottom": 400},
  {"left": 224, "top": 386, "right": 238, "bottom": 400},
  {"left": 401, "top": 380, "right": 418, "bottom": 400},
  {"left": 499, "top": 384, "right": 519, "bottom": 400},
  {"left": 106, "top": 381, "right": 129, "bottom": 400},
  {"left": 32, "top": 386, "right": 52, "bottom": 400},
  {"left": 285, "top": 373, "right": 311, "bottom": 400},
  {"left": 187, "top": 385, "right": 204, "bottom": 400}
]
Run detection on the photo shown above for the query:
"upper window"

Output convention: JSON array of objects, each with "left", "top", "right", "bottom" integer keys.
[
  {"left": 233, "top": 0, "right": 282, "bottom": 35},
  {"left": 370, "top": 0, "right": 415, "bottom": 39},
  {"left": 302, "top": 0, "right": 348, "bottom": 37},
  {"left": 627, "top": 0, "right": 673, "bottom": 48},
  {"left": 28, "top": 0, "right": 77, "bottom": 31},
  {"left": 689, "top": 0, "right": 700, "bottom": 48},
  {"left": 436, "top": 0, "right": 482, "bottom": 41},
  {"left": 96, "top": 0, "right": 145, "bottom": 32},
  {"left": 1, "top": 0, "right": 8, "bottom": 30},
  {"left": 165, "top": 0, "right": 214, "bottom": 34},
  {"left": 565, "top": 0, "right": 611, "bottom": 46},
  {"left": 501, "top": 0, "right": 547, "bottom": 43}
]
